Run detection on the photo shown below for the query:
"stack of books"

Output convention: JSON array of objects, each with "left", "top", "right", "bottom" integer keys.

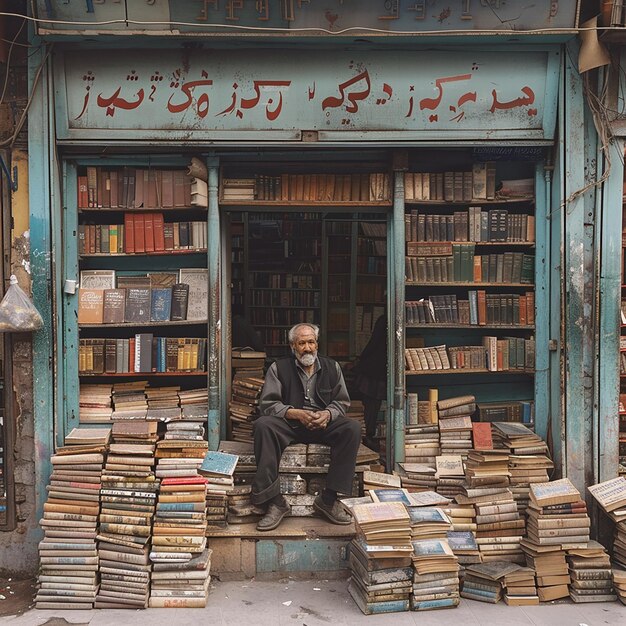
[
  {"left": 437, "top": 396, "right": 475, "bottom": 460},
  {"left": 588, "top": 477, "right": 626, "bottom": 569},
  {"left": 410, "top": 538, "right": 460, "bottom": 611},
  {"left": 397, "top": 462, "right": 437, "bottom": 493},
  {"left": 493, "top": 422, "right": 552, "bottom": 514},
  {"left": 502, "top": 566, "right": 539, "bottom": 605},
  {"left": 446, "top": 530, "right": 481, "bottom": 580},
  {"left": 35, "top": 428, "right": 109, "bottom": 609},
  {"left": 179, "top": 388, "right": 209, "bottom": 421},
  {"left": 566, "top": 541, "right": 616, "bottom": 603},
  {"left": 457, "top": 485, "right": 524, "bottom": 564},
  {"left": 527, "top": 479, "right": 590, "bottom": 548},
  {"left": 363, "top": 470, "right": 401, "bottom": 493},
  {"left": 95, "top": 421, "right": 159, "bottom": 608},
  {"left": 404, "top": 424, "right": 440, "bottom": 466},
  {"left": 79, "top": 384, "right": 113, "bottom": 423},
  {"left": 199, "top": 451, "right": 238, "bottom": 529},
  {"left": 434, "top": 455, "right": 465, "bottom": 498},
  {"left": 613, "top": 568, "right": 626, "bottom": 604},
  {"left": 405, "top": 507, "right": 451, "bottom": 540},
  {"left": 154, "top": 421, "right": 208, "bottom": 480},
  {"left": 149, "top": 476, "right": 210, "bottom": 607},
  {"left": 465, "top": 449, "right": 511, "bottom": 489},
  {"left": 349, "top": 502, "right": 412, "bottom": 614},
  {"left": 226, "top": 484, "right": 262, "bottom": 525},
  {"left": 520, "top": 540, "right": 570, "bottom": 601},
  {"left": 348, "top": 538, "right": 413, "bottom": 615},
  {"left": 307, "top": 443, "right": 331, "bottom": 467},
  {"left": 440, "top": 502, "right": 476, "bottom": 532},
  {"left": 229, "top": 374, "right": 264, "bottom": 444},
  {"left": 145, "top": 386, "right": 181, "bottom": 421},
  {"left": 281, "top": 473, "right": 314, "bottom": 517},
  {"left": 111, "top": 381, "right": 148, "bottom": 420},
  {"left": 461, "top": 562, "right": 522, "bottom": 603}
]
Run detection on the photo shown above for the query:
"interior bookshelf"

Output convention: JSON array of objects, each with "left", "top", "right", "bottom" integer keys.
[
  {"left": 404, "top": 158, "right": 536, "bottom": 427},
  {"left": 74, "top": 164, "right": 209, "bottom": 423}
]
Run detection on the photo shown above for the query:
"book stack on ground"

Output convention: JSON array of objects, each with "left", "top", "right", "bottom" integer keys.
[
  {"left": 565, "top": 540, "right": 615, "bottom": 603},
  {"left": 348, "top": 539, "right": 413, "bottom": 615},
  {"left": 457, "top": 485, "right": 525, "bottom": 565},
  {"left": 404, "top": 424, "right": 440, "bottom": 467},
  {"left": 79, "top": 384, "right": 113, "bottom": 423},
  {"left": 527, "top": 479, "right": 590, "bottom": 548},
  {"left": 35, "top": 428, "right": 110, "bottom": 609},
  {"left": 405, "top": 506, "right": 451, "bottom": 540},
  {"left": 199, "top": 451, "right": 239, "bottom": 529},
  {"left": 111, "top": 381, "right": 148, "bottom": 420},
  {"left": 154, "top": 421, "right": 208, "bottom": 480},
  {"left": 461, "top": 562, "right": 521, "bottom": 603},
  {"left": 410, "top": 538, "right": 460, "bottom": 611},
  {"left": 348, "top": 502, "right": 413, "bottom": 614},
  {"left": 437, "top": 396, "right": 475, "bottom": 461},
  {"left": 520, "top": 539, "right": 570, "bottom": 602},
  {"left": 435, "top": 455, "right": 465, "bottom": 498},
  {"left": 363, "top": 470, "right": 402, "bottom": 493},
  {"left": 281, "top": 473, "right": 314, "bottom": 517},
  {"left": 149, "top": 476, "right": 210, "bottom": 608},
  {"left": 145, "top": 386, "right": 181, "bottom": 421},
  {"left": 178, "top": 388, "right": 209, "bottom": 421},
  {"left": 441, "top": 502, "right": 477, "bottom": 533},
  {"left": 503, "top": 566, "right": 539, "bottom": 605},
  {"left": 613, "top": 568, "right": 626, "bottom": 604},
  {"left": 226, "top": 484, "right": 262, "bottom": 525},
  {"left": 492, "top": 422, "right": 552, "bottom": 515},
  {"left": 398, "top": 463, "right": 437, "bottom": 493},
  {"left": 588, "top": 476, "right": 626, "bottom": 569},
  {"left": 95, "top": 421, "right": 159, "bottom": 608},
  {"left": 229, "top": 374, "right": 264, "bottom": 444},
  {"left": 446, "top": 530, "right": 481, "bottom": 581}
]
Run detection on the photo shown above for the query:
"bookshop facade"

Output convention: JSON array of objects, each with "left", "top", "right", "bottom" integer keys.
[{"left": 14, "top": 3, "right": 603, "bottom": 573}]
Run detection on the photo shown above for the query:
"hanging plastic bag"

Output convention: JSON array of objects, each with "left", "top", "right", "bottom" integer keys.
[{"left": 0, "top": 275, "right": 43, "bottom": 331}]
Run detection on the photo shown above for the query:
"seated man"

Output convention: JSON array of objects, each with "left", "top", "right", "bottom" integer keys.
[{"left": 252, "top": 323, "right": 361, "bottom": 531}]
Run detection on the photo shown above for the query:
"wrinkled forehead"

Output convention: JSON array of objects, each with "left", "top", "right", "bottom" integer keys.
[{"left": 292, "top": 328, "right": 317, "bottom": 344}]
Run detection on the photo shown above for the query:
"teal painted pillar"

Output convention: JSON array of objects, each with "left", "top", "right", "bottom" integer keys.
[
  {"left": 562, "top": 41, "right": 597, "bottom": 495},
  {"left": 28, "top": 43, "right": 54, "bottom": 536},
  {"left": 597, "top": 138, "right": 623, "bottom": 481},
  {"left": 391, "top": 170, "right": 405, "bottom": 467},
  {"left": 207, "top": 158, "right": 221, "bottom": 450}
]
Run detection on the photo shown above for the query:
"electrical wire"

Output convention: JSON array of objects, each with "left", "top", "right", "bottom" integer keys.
[
  {"left": 0, "top": 10, "right": 606, "bottom": 36},
  {"left": 0, "top": 18, "right": 26, "bottom": 108}
]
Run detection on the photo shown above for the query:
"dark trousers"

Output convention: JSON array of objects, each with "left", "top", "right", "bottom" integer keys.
[
  {"left": 251, "top": 415, "right": 362, "bottom": 505},
  {"left": 363, "top": 395, "right": 382, "bottom": 438}
]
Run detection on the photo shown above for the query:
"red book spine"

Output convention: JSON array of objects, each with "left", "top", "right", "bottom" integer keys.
[
  {"left": 153, "top": 213, "right": 165, "bottom": 251},
  {"left": 161, "top": 477, "right": 208, "bottom": 485},
  {"left": 144, "top": 213, "right": 155, "bottom": 253},
  {"left": 134, "top": 213, "right": 146, "bottom": 253}
]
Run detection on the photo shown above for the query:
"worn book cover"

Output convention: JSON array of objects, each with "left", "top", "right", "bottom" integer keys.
[
  {"left": 103, "top": 289, "right": 126, "bottom": 324},
  {"left": 199, "top": 451, "right": 239, "bottom": 478},
  {"left": 78, "top": 289, "right": 104, "bottom": 325}
]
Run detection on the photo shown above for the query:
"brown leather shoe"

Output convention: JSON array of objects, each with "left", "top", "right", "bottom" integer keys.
[
  {"left": 256, "top": 501, "right": 290, "bottom": 531},
  {"left": 313, "top": 495, "right": 352, "bottom": 525}
]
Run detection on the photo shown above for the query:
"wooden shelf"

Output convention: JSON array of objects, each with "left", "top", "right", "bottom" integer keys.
[
  {"left": 79, "top": 372, "right": 207, "bottom": 377},
  {"left": 78, "top": 206, "right": 206, "bottom": 212},
  {"left": 250, "top": 287, "right": 320, "bottom": 292},
  {"left": 79, "top": 320, "right": 207, "bottom": 328},
  {"left": 406, "top": 282, "right": 534, "bottom": 288},
  {"left": 80, "top": 249, "right": 207, "bottom": 258},
  {"left": 407, "top": 241, "right": 534, "bottom": 247},
  {"left": 220, "top": 200, "right": 391, "bottom": 207},
  {"left": 406, "top": 369, "right": 534, "bottom": 376},
  {"left": 406, "top": 324, "right": 534, "bottom": 330},
  {"left": 404, "top": 197, "right": 533, "bottom": 206},
  {"left": 249, "top": 305, "right": 318, "bottom": 310}
]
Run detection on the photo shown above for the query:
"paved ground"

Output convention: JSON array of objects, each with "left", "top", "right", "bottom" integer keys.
[{"left": 3, "top": 577, "right": 626, "bottom": 625}]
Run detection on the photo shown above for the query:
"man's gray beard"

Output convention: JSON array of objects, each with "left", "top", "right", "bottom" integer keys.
[{"left": 296, "top": 351, "right": 317, "bottom": 367}]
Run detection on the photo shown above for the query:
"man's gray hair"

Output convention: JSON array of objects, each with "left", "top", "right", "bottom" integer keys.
[{"left": 288, "top": 323, "right": 320, "bottom": 344}]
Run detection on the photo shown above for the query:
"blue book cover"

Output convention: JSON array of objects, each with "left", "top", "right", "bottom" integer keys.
[
  {"left": 447, "top": 530, "right": 478, "bottom": 551},
  {"left": 150, "top": 287, "right": 172, "bottom": 322},
  {"left": 411, "top": 539, "right": 452, "bottom": 557},
  {"left": 411, "top": 597, "right": 459, "bottom": 611},
  {"left": 371, "top": 489, "right": 412, "bottom": 506},
  {"left": 406, "top": 506, "right": 448, "bottom": 525},
  {"left": 156, "top": 502, "right": 200, "bottom": 511},
  {"left": 199, "top": 451, "right": 239, "bottom": 477},
  {"left": 461, "top": 585, "right": 499, "bottom": 599}
]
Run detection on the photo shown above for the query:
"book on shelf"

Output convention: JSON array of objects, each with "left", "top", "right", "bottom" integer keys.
[{"left": 78, "top": 167, "right": 192, "bottom": 209}]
